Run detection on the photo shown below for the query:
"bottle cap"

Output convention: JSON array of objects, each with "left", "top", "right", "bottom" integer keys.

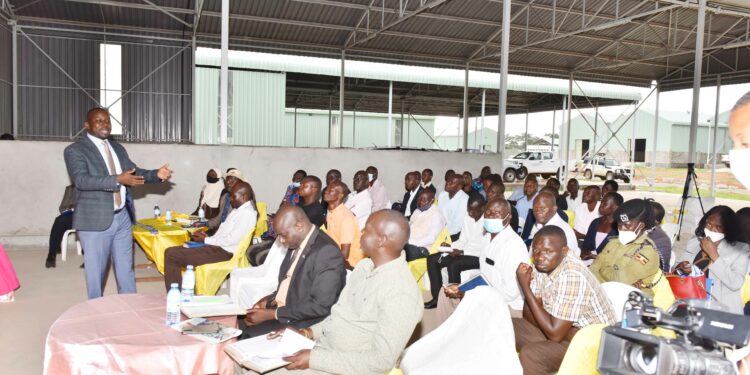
[
  {"left": 186, "top": 265, "right": 193, "bottom": 270},
  {"left": 170, "top": 283, "right": 178, "bottom": 288}
]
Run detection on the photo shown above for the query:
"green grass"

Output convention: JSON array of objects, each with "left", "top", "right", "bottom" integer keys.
[{"left": 636, "top": 186, "right": 750, "bottom": 201}]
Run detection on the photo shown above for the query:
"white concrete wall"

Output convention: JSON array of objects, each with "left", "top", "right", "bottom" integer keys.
[{"left": 0, "top": 140, "right": 501, "bottom": 246}]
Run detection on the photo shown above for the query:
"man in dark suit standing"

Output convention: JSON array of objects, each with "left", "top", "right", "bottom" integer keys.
[
  {"left": 240, "top": 205, "right": 346, "bottom": 338},
  {"left": 64, "top": 108, "right": 172, "bottom": 299},
  {"left": 392, "top": 171, "right": 423, "bottom": 220}
]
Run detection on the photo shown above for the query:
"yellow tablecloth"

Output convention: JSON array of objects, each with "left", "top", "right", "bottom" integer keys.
[{"left": 132, "top": 215, "right": 204, "bottom": 274}]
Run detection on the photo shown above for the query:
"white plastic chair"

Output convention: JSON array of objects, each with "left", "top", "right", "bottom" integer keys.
[
  {"left": 600, "top": 282, "right": 639, "bottom": 322},
  {"left": 61, "top": 229, "right": 82, "bottom": 261}
]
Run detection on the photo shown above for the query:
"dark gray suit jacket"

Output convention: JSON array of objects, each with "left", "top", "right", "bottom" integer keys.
[
  {"left": 64, "top": 136, "right": 161, "bottom": 231},
  {"left": 267, "top": 227, "right": 346, "bottom": 328}
]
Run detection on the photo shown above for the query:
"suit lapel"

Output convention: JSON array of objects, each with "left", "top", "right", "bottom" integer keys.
[{"left": 80, "top": 136, "right": 109, "bottom": 173}]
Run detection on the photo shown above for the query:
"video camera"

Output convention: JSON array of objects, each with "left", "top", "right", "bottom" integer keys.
[{"left": 598, "top": 291, "right": 750, "bottom": 375}]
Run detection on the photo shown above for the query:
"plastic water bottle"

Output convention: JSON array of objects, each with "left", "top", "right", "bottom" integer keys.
[
  {"left": 198, "top": 207, "right": 205, "bottom": 221},
  {"left": 181, "top": 265, "right": 195, "bottom": 303},
  {"left": 154, "top": 205, "right": 161, "bottom": 219},
  {"left": 166, "top": 283, "right": 181, "bottom": 326},
  {"left": 165, "top": 209, "right": 172, "bottom": 222}
]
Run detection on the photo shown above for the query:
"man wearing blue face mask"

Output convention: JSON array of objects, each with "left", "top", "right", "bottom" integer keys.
[
  {"left": 728, "top": 91, "right": 750, "bottom": 189},
  {"left": 424, "top": 195, "right": 488, "bottom": 309},
  {"left": 404, "top": 189, "right": 446, "bottom": 263}
]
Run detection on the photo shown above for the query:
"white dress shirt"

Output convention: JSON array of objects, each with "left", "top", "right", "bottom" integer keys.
[
  {"left": 408, "top": 205, "right": 447, "bottom": 248},
  {"left": 345, "top": 189, "right": 373, "bottom": 230},
  {"left": 404, "top": 188, "right": 420, "bottom": 217},
  {"left": 481, "top": 228, "right": 529, "bottom": 311},
  {"left": 87, "top": 133, "right": 125, "bottom": 210},
  {"left": 566, "top": 194, "right": 582, "bottom": 212},
  {"left": 437, "top": 190, "right": 469, "bottom": 236},
  {"left": 205, "top": 201, "right": 257, "bottom": 253},
  {"left": 530, "top": 213, "right": 581, "bottom": 257},
  {"left": 574, "top": 201, "right": 601, "bottom": 234},
  {"left": 451, "top": 214, "right": 488, "bottom": 257},
  {"left": 368, "top": 179, "right": 389, "bottom": 211},
  {"left": 514, "top": 193, "right": 537, "bottom": 222}
]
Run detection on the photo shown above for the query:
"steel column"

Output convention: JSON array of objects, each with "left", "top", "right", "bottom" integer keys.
[
  {"left": 551, "top": 107, "right": 556, "bottom": 152},
  {"left": 11, "top": 22, "right": 17, "bottom": 137},
  {"left": 710, "top": 75, "right": 721, "bottom": 198},
  {"left": 339, "top": 50, "right": 345, "bottom": 148},
  {"left": 497, "top": 0, "right": 511, "bottom": 155},
  {"left": 219, "top": 0, "right": 229, "bottom": 144},
  {"left": 480, "top": 89, "right": 485, "bottom": 152},
  {"left": 630, "top": 108, "right": 636, "bottom": 182},
  {"left": 462, "top": 63, "right": 469, "bottom": 152},
  {"left": 652, "top": 82, "right": 660, "bottom": 191},
  {"left": 592, "top": 104, "right": 599, "bottom": 161},
  {"left": 688, "top": 0, "right": 706, "bottom": 163},
  {"left": 191, "top": 34, "right": 196, "bottom": 144},
  {"left": 563, "top": 75, "right": 573, "bottom": 184},
  {"left": 294, "top": 107, "right": 297, "bottom": 147},
  {"left": 524, "top": 110, "right": 529, "bottom": 150},
  {"left": 388, "top": 81, "right": 393, "bottom": 147}
]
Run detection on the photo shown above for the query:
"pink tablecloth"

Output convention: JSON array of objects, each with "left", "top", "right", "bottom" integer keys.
[{"left": 44, "top": 294, "right": 237, "bottom": 375}]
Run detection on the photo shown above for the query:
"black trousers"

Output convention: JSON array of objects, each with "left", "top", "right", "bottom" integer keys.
[
  {"left": 404, "top": 244, "right": 430, "bottom": 262},
  {"left": 47, "top": 212, "right": 74, "bottom": 262},
  {"left": 238, "top": 318, "right": 284, "bottom": 340},
  {"left": 426, "top": 253, "right": 480, "bottom": 301}
]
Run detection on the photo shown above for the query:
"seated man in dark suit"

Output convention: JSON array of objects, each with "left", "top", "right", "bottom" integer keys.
[
  {"left": 240, "top": 205, "right": 347, "bottom": 338},
  {"left": 393, "top": 171, "right": 423, "bottom": 220},
  {"left": 520, "top": 187, "right": 569, "bottom": 244},
  {"left": 46, "top": 185, "right": 77, "bottom": 268}
]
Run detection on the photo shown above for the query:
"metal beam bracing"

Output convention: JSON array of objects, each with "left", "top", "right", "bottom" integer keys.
[
  {"left": 468, "top": 0, "right": 537, "bottom": 61},
  {"left": 343, "top": 0, "right": 376, "bottom": 47},
  {"left": 347, "top": 0, "right": 452, "bottom": 49},
  {"left": 141, "top": 0, "right": 192, "bottom": 28}
]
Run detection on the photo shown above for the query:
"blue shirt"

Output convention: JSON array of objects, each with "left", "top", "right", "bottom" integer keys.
[{"left": 515, "top": 194, "right": 536, "bottom": 222}]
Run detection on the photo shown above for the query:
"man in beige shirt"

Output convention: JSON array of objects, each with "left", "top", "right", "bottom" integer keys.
[{"left": 241, "top": 210, "right": 423, "bottom": 375}]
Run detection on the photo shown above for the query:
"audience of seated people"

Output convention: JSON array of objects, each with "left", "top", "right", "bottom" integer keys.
[
  {"left": 514, "top": 226, "right": 615, "bottom": 374},
  {"left": 207, "top": 168, "right": 244, "bottom": 235},
  {"left": 581, "top": 192, "right": 623, "bottom": 261},
  {"left": 589, "top": 198, "right": 661, "bottom": 297},
  {"left": 601, "top": 179, "right": 618, "bottom": 197},
  {"left": 421, "top": 168, "right": 436, "bottom": 195},
  {"left": 279, "top": 169, "right": 306, "bottom": 209},
  {"left": 485, "top": 180, "right": 519, "bottom": 233},
  {"left": 461, "top": 171, "right": 483, "bottom": 201},
  {"left": 437, "top": 174, "right": 469, "bottom": 242},
  {"left": 436, "top": 197, "right": 529, "bottom": 320},
  {"left": 320, "top": 169, "right": 342, "bottom": 212},
  {"left": 163, "top": 181, "right": 258, "bottom": 290},
  {"left": 297, "top": 176, "right": 326, "bottom": 228},
  {"left": 472, "top": 165, "right": 492, "bottom": 198},
  {"left": 393, "top": 171, "right": 423, "bottom": 219},
  {"left": 521, "top": 189, "right": 579, "bottom": 256},
  {"left": 240, "top": 205, "right": 346, "bottom": 338},
  {"left": 675, "top": 205, "right": 749, "bottom": 314},
  {"left": 404, "top": 189, "right": 445, "bottom": 262},
  {"left": 366, "top": 166, "right": 389, "bottom": 211},
  {"left": 510, "top": 175, "right": 539, "bottom": 225},
  {"left": 323, "top": 181, "right": 363, "bottom": 269},
  {"left": 344, "top": 170, "right": 373, "bottom": 230},
  {"left": 558, "top": 178, "right": 581, "bottom": 211},
  {"left": 573, "top": 185, "right": 602, "bottom": 240},
  {"left": 646, "top": 200, "right": 672, "bottom": 271},
  {"left": 192, "top": 168, "right": 223, "bottom": 220},
  {"left": 236, "top": 211, "right": 423, "bottom": 375},
  {"left": 424, "top": 194, "right": 486, "bottom": 309},
  {"left": 46, "top": 184, "right": 77, "bottom": 268}
]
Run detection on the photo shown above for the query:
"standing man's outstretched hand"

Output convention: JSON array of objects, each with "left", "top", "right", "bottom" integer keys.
[{"left": 157, "top": 164, "right": 173, "bottom": 181}]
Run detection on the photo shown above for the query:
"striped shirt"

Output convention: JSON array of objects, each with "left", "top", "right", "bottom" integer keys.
[{"left": 530, "top": 255, "right": 615, "bottom": 328}]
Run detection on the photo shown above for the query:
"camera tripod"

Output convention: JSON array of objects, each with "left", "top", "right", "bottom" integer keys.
[{"left": 676, "top": 163, "right": 705, "bottom": 241}]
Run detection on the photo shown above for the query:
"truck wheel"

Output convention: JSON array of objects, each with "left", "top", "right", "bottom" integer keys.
[
  {"left": 623, "top": 177, "right": 631, "bottom": 183},
  {"left": 503, "top": 169, "right": 517, "bottom": 183},
  {"left": 605, "top": 172, "right": 614, "bottom": 180},
  {"left": 584, "top": 169, "right": 592, "bottom": 179},
  {"left": 516, "top": 167, "right": 528, "bottom": 181}
]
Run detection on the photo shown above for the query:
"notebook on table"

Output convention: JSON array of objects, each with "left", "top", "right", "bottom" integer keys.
[{"left": 225, "top": 329, "right": 315, "bottom": 374}]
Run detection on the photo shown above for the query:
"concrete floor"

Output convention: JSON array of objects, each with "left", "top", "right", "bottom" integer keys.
[{"left": 0, "top": 246, "right": 442, "bottom": 374}]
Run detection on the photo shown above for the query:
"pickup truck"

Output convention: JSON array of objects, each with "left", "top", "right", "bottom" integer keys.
[
  {"left": 501, "top": 151, "right": 568, "bottom": 182},
  {"left": 578, "top": 156, "right": 631, "bottom": 183}
]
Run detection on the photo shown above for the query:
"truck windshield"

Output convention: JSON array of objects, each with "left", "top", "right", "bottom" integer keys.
[
  {"left": 513, "top": 152, "right": 530, "bottom": 160},
  {"left": 603, "top": 159, "right": 619, "bottom": 167}
]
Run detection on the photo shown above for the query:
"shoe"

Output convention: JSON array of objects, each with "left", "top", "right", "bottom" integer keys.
[
  {"left": 45, "top": 259, "right": 56, "bottom": 268},
  {"left": 424, "top": 299, "right": 437, "bottom": 309},
  {"left": 80, "top": 263, "right": 85, "bottom": 269}
]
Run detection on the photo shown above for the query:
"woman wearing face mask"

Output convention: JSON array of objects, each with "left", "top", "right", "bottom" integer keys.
[
  {"left": 675, "top": 206, "right": 749, "bottom": 314},
  {"left": 193, "top": 168, "right": 222, "bottom": 219},
  {"left": 589, "top": 199, "right": 661, "bottom": 297}
]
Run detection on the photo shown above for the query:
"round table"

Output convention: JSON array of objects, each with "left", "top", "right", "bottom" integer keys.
[
  {"left": 133, "top": 216, "right": 204, "bottom": 274},
  {"left": 44, "top": 294, "right": 237, "bottom": 375}
]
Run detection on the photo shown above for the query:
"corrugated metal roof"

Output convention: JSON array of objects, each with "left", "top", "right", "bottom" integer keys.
[{"left": 196, "top": 48, "right": 642, "bottom": 101}]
